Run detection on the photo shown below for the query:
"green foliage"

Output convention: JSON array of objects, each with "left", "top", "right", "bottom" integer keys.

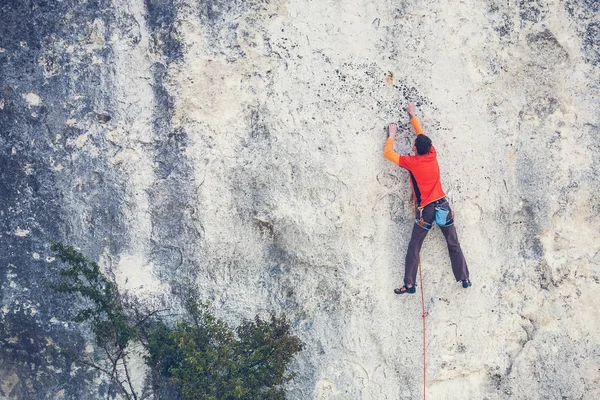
[
  {"left": 47, "top": 242, "right": 304, "bottom": 399},
  {"left": 46, "top": 241, "right": 136, "bottom": 350},
  {"left": 235, "top": 314, "right": 304, "bottom": 397},
  {"left": 146, "top": 298, "right": 304, "bottom": 400}
]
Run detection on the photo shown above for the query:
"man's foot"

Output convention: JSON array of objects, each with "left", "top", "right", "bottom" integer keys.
[
  {"left": 462, "top": 279, "right": 472, "bottom": 288},
  {"left": 394, "top": 285, "right": 416, "bottom": 294}
]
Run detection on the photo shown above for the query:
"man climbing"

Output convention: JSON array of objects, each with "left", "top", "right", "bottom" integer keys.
[{"left": 384, "top": 103, "right": 471, "bottom": 294}]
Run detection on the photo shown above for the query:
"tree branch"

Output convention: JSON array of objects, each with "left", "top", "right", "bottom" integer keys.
[
  {"left": 103, "top": 347, "right": 132, "bottom": 400},
  {"left": 134, "top": 308, "right": 170, "bottom": 328},
  {"left": 121, "top": 354, "right": 139, "bottom": 400}
]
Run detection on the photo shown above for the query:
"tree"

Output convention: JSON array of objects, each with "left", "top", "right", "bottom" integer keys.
[
  {"left": 146, "top": 297, "right": 304, "bottom": 400},
  {"left": 46, "top": 241, "right": 141, "bottom": 399},
  {"left": 46, "top": 242, "right": 304, "bottom": 400}
]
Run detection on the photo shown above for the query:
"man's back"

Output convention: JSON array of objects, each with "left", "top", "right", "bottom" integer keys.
[
  {"left": 384, "top": 118, "right": 446, "bottom": 208},
  {"left": 399, "top": 148, "right": 445, "bottom": 208}
]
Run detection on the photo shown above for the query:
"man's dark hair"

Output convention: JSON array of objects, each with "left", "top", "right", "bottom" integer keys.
[{"left": 415, "top": 135, "right": 432, "bottom": 155}]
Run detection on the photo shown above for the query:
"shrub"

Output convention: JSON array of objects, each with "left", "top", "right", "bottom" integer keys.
[
  {"left": 146, "top": 297, "right": 304, "bottom": 400},
  {"left": 47, "top": 242, "right": 304, "bottom": 400}
]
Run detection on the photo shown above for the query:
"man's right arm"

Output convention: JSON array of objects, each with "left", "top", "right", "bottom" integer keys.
[{"left": 406, "top": 103, "right": 424, "bottom": 135}]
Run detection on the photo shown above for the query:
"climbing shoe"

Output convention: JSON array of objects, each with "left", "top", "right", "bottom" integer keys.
[
  {"left": 394, "top": 285, "right": 416, "bottom": 294},
  {"left": 461, "top": 279, "right": 472, "bottom": 288}
]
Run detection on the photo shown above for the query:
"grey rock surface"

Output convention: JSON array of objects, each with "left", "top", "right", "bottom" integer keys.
[{"left": 1, "top": 0, "right": 599, "bottom": 399}]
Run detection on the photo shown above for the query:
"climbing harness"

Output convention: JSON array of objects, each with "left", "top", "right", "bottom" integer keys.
[{"left": 415, "top": 208, "right": 433, "bottom": 230}]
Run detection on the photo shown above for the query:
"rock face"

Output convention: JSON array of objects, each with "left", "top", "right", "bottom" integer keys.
[{"left": 1, "top": 0, "right": 599, "bottom": 399}]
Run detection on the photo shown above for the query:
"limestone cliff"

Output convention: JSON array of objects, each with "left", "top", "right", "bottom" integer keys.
[{"left": 1, "top": 0, "right": 599, "bottom": 399}]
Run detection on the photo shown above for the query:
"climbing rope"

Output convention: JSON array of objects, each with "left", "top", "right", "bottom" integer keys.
[
  {"left": 411, "top": 172, "right": 427, "bottom": 399},
  {"left": 418, "top": 255, "right": 427, "bottom": 400},
  {"left": 403, "top": 130, "right": 427, "bottom": 399}
]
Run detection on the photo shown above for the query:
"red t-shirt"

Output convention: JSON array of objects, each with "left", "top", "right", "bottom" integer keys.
[
  {"left": 398, "top": 147, "right": 446, "bottom": 208},
  {"left": 383, "top": 116, "right": 446, "bottom": 208}
]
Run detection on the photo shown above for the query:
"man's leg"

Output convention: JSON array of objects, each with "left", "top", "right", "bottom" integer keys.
[
  {"left": 404, "top": 223, "right": 430, "bottom": 286},
  {"left": 440, "top": 224, "right": 469, "bottom": 281}
]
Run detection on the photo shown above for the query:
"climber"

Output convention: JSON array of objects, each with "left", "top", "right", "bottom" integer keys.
[{"left": 384, "top": 103, "right": 471, "bottom": 294}]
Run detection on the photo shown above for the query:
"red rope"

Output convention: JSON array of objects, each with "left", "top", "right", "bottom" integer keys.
[
  {"left": 418, "top": 255, "right": 427, "bottom": 400},
  {"left": 412, "top": 185, "right": 427, "bottom": 399},
  {"left": 405, "top": 143, "right": 427, "bottom": 399}
]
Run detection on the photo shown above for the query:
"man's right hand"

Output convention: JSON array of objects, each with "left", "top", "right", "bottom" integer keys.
[
  {"left": 406, "top": 103, "right": 416, "bottom": 117},
  {"left": 388, "top": 123, "right": 398, "bottom": 138}
]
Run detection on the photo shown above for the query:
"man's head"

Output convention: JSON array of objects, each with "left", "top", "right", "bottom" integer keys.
[{"left": 414, "top": 135, "right": 432, "bottom": 155}]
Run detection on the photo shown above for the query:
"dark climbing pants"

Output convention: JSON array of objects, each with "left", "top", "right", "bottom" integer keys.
[{"left": 404, "top": 199, "right": 469, "bottom": 286}]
